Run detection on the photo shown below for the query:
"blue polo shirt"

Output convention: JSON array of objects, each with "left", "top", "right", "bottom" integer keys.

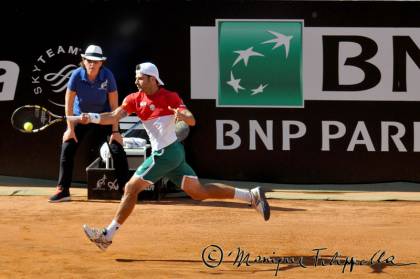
[{"left": 67, "top": 66, "right": 117, "bottom": 115}]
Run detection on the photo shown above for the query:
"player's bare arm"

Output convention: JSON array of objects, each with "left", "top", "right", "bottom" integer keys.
[
  {"left": 81, "top": 106, "right": 128, "bottom": 125},
  {"left": 99, "top": 106, "right": 128, "bottom": 125},
  {"left": 168, "top": 106, "right": 196, "bottom": 126}
]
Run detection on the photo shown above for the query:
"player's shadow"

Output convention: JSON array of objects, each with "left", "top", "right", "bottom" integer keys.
[
  {"left": 114, "top": 258, "right": 278, "bottom": 273},
  {"left": 74, "top": 196, "right": 305, "bottom": 212},
  {"left": 115, "top": 255, "right": 407, "bottom": 274},
  {"left": 141, "top": 198, "right": 306, "bottom": 212},
  {"left": 116, "top": 258, "right": 202, "bottom": 263}
]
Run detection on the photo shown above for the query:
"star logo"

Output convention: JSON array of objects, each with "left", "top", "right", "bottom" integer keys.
[
  {"left": 226, "top": 71, "right": 245, "bottom": 93},
  {"left": 233, "top": 47, "right": 264, "bottom": 67},
  {"left": 251, "top": 84, "right": 268, "bottom": 96},
  {"left": 217, "top": 20, "right": 303, "bottom": 107},
  {"left": 261, "top": 31, "right": 293, "bottom": 58}
]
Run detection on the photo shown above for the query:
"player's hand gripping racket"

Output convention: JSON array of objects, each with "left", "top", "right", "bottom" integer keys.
[{"left": 11, "top": 105, "right": 82, "bottom": 133}]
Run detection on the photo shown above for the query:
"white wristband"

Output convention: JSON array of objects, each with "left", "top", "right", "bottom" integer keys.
[{"left": 88, "top": 113, "right": 101, "bottom": 124}]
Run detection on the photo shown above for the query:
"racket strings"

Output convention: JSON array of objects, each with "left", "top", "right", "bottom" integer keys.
[{"left": 12, "top": 106, "right": 51, "bottom": 131}]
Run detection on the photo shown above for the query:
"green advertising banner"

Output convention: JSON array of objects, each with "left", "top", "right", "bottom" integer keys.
[{"left": 218, "top": 20, "right": 303, "bottom": 107}]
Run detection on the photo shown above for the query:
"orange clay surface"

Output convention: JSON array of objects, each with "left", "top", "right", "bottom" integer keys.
[{"left": 0, "top": 195, "right": 419, "bottom": 278}]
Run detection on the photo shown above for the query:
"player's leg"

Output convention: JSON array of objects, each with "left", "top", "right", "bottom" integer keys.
[
  {"left": 113, "top": 175, "right": 151, "bottom": 225},
  {"left": 83, "top": 143, "right": 181, "bottom": 250},
  {"left": 165, "top": 142, "right": 248, "bottom": 200},
  {"left": 110, "top": 145, "right": 182, "bottom": 224},
  {"left": 83, "top": 163, "right": 152, "bottom": 251},
  {"left": 164, "top": 142, "right": 249, "bottom": 201},
  {"left": 164, "top": 142, "right": 270, "bottom": 221},
  {"left": 181, "top": 176, "right": 234, "bottom": 200},
  {"left": 181, "top": 176, "right": 270, "bottom": 221},
  {"left": 181, "top": 175, "right": 246, "bottom": 200}
]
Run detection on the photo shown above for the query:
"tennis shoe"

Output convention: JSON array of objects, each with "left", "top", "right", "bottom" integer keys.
[
  {"left": 250, "top": 187, "right": 271, "bottom": 221},
  {"left": 48, "top": 186, "right": 70, "bottom": 203},
  {"left": 83, "top": 224, "right": 112, "bottom": 251}
]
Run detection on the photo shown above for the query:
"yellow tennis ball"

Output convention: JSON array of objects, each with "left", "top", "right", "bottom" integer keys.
[{"left": 23, "top": 122, "right": 33, "bottom": 132}]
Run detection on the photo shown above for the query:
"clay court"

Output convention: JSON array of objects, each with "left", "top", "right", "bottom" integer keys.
[{"left": 0, "top": 186, "right": 419, "bottom": 279}]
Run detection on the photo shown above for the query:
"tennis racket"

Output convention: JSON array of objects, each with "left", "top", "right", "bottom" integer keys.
[
  {"left": 175, "top": 120, "right": 190, "bottom": 142},
  {"left": 11, "top": 105, "right": 82, "bottom": 133}
]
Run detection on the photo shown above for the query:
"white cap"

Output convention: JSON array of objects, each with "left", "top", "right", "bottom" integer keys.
[
  {"left": 135, "top": 62, "right": 164, "bottom": 85},
  {"left": 81, "top": 45, "right": 107, "bottom": 61}
]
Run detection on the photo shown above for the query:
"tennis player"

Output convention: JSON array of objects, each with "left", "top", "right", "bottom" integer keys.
[{"left": 82, "top": 62, "right": 270, "bottom": 251}]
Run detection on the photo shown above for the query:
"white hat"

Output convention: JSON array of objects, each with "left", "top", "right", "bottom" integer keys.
[
  {"left": 135, "top": 62, "right": 164, "bottom": 85},
  {"left": 81, "top": 45, "right": 107, "bottom": 61}
]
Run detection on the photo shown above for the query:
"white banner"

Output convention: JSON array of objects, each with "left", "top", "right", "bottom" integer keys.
[{"left": 191, "top": 25, "right": 420, "bottom": 101}]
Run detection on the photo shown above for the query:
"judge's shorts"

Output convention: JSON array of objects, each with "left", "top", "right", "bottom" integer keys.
[{"left": 134, "top": 141, "right": 196, "bottom": 187}]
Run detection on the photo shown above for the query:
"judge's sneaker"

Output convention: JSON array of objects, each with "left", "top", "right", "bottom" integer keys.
[
  {"left": 250, "top": 187, "right": 271, "bottom": 221},
  {"left": 83, "top": 224, "right": 112, "bottom": 251},
  {"left": 48, "top": 186, "right": 70, "bottom": 203}
]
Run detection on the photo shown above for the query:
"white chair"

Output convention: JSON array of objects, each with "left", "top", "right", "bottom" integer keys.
[{"left": 102, "top": 116, "right": 150, "bottom": 169}]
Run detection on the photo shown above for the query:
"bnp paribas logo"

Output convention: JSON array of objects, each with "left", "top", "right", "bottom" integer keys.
[{"left": 217, "top": 20, "right": 303, "bottom": 107}]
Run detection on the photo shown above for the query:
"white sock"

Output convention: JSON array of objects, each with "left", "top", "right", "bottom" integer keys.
[
  {"left": 105, "top": 219, "right": 121, "bottom": 241},
  {"left": 234, "top": 188, "right": 252, "bottom": 202}
]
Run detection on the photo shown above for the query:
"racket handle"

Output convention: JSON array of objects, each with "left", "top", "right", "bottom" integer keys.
[{"left": 65, "top": 115, "right": 82, "bottom": 121}]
